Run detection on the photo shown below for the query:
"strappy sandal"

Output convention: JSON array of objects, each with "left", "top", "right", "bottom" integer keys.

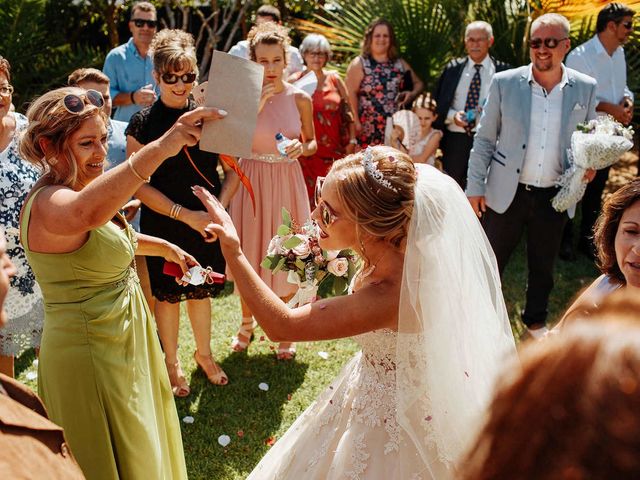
[
  {"left": 231, "top": 317, "right": 257, "bottom": 352},
  {"left": 165, "top": 358, "right": 191, "bottom": 397},
  {"left": 194, "top": 350, "right": 228, "bottom": 386},
  {"left": 276, "top": 342, "right": 296, "bottom": 361}
]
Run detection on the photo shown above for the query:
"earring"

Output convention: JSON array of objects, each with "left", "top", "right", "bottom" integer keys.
[{"left": 47, "top": 156, "right": 58, "bottom": 166}]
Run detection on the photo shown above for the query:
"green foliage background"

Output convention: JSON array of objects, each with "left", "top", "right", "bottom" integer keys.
[{"left": 1, "top": 0, "right": 639, "bottom": 110}]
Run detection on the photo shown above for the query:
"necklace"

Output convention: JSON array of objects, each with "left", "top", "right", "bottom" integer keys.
[{"left": 360, "top": 250, "right": 387, "bottom": 281}]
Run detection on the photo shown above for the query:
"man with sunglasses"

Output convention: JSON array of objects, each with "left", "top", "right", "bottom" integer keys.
[
  {"left": 467, "top": 13, "right": 597, "bottom": 339},
  {"left": 103, "top": 1, "right": 158, "bottom": 122},
  {"left": 560, "top": 2, "right": 635, "bottom": 261}
]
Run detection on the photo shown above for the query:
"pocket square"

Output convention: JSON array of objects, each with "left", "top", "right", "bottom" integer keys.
[{"left": 572, "top": 103, "right": 586, "bottom": 111}]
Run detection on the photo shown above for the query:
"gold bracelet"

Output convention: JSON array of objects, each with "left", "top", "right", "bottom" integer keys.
[
  {"left": 127, "top": 154, "right": 150, "bottom": 183},
  {"left": 169, "top": 203, "right": 183, "bottom": 220}
]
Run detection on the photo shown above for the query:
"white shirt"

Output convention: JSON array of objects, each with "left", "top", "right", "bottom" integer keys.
[
  {"left": 446, "top": 55, "right": 496, "bottom": 133},
  {"left": 228, "top": 40, "right": 304, "bottom": 76},
  {"left": 519, "top": 65, "right": 569, "bottom": 188},
  {"left": 566, "top": 35, "right": 633, "bottom": 105}
]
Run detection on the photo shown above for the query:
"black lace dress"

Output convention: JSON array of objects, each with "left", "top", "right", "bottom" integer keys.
[{"left": 126, "top": 99, "right": 225, "bottom": 302}]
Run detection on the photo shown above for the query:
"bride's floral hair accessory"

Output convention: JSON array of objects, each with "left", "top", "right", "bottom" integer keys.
[{"left": 362, "top": 147, "right": 398, "bottom": 192}]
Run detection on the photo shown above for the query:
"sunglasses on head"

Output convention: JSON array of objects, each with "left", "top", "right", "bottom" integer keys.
[
  {"left": 314, "top": 176, "right": 337, "bottom": 227},
  {"left": 62, "top": 89, "right": 104, "bottom": 114},
  {"left": 529, "top": 37, "right": 568, "bottom": 49},
  {"left": 161, "top": 72, "right": 197, "bottom": 85},
  {"left": 132, "top": 19, "right": 157, "bottom": 28}
]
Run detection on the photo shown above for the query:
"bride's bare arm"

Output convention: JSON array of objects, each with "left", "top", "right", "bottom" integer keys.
[{"left": 193, "top": 186, "right": 397, "bottom": 341}]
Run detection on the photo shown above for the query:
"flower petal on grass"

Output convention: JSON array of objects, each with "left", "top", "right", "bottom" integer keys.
[{"left": 218, "top": 435, "right": 231, "bottom": 447}]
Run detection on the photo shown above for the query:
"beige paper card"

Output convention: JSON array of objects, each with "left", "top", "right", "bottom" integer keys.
[{"left": 200, "top": 50, "right": 264, "bottom": 157}]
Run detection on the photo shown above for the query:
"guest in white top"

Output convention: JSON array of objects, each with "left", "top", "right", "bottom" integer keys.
[
  {"left": 561, "top": 2, "right": 635, "bottom": 260},
  {"left": 228, "top": 4, "right": 303, "bottom": 76}
]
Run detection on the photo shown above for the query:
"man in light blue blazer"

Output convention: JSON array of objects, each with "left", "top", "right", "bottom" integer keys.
[{"left": 466, "top": 13, "right": 597, "bottom": 338}]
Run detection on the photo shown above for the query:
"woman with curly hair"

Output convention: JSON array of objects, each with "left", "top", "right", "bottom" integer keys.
[{"left": 126, "top": 29, "right": 238, "bottom": 393}]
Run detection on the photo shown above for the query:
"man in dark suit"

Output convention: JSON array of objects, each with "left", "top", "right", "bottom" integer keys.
[{"left": 434, "top": 21, "right": 510, "bottom": 189}]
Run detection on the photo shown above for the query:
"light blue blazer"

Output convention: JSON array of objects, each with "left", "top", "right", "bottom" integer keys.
[{"left": 466, "top": 65, "right": 597, "bottom": 217}]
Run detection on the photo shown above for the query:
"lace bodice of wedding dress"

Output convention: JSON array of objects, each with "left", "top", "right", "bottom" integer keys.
[{"left": 246, "top": 329, "right": 451, "bottom": 480}]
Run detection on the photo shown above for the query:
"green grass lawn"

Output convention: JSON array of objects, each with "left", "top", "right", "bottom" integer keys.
[{"left": 14, "top": 239, "right": 598, "bottom": 479}]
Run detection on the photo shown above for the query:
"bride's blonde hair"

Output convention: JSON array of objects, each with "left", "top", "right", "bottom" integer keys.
[{"left": 329, "top": 146, "right": 416, "bottom": 256}]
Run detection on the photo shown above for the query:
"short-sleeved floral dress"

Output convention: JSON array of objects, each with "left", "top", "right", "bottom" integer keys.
[
  {"left": 357, "top": 55, "right": 405, "bottom": 147},
  {"left": 0, "top": 112, "right": 44, "bottom": 356}
]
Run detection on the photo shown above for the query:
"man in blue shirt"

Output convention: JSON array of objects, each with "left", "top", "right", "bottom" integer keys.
[{"left": 103, "top": 1, "right": 158, "bottom": 122}]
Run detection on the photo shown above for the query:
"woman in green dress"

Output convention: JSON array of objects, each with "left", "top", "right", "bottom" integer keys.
[{"left": 18, "top": 86, "right": 226, "bottom": 479}]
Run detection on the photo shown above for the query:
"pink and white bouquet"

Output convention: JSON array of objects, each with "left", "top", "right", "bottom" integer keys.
[
  {"left": 552, "top": 116, "right": 634, "bottom": 212},
  {"left": 261, "top": 209, "right": 359, "bottom": 307}
]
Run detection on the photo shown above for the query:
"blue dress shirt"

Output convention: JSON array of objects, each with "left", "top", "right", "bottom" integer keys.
[
  {"left": 103, "top": 38, "right": 157, "bottom": 122},
  {"left": 107, "top": 119, "right": 140, "bottom": 231}
]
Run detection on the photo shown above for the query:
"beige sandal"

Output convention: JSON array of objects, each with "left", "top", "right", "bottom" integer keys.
[
  {"left": 276, "top": 342, "right": 296, "bottom": 361},
  {"left": 165, "top": 358, "right": 190, "bottom": 397},
  {"left": 231, "top": 317, "right": 257, "bottom": 352},
  {"left": 194, "top": 350, "right": 228, "bottom": 386}
]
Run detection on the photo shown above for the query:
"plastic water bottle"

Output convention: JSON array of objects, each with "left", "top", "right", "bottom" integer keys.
[{"left": 275, "top": 132, "right": 291, "bottom": 157}]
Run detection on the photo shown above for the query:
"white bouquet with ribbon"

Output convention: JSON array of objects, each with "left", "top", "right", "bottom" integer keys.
[
  {"left": 261, "top": 209, "right": 359, "bottom": 308},
  {"left": 552, "top": 116, "right": 634, "bottom": 212}
]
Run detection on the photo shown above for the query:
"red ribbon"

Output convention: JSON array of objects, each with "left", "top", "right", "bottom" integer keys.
[{"left": 183, "top": 147, "right": 256, "bottom": 215}]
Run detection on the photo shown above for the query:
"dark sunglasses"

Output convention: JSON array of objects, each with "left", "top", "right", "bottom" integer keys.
[
  {"left": 62, "top": 89, "right": 104, "bottom": 114},
  {"left": 529, "top": 37, "right": 569, "bottom": 49},
  {"left": 620, "top": 21, "right": 634, "bottom": 30},
  {"left": 132, "top": 19, "right": 157, "bottom": 28},
  {"left": 161, "top": 72, "right": 197, "bottom": 85},
  {"left": 314, "top": 176, "right": 337, "bottom": 227}
]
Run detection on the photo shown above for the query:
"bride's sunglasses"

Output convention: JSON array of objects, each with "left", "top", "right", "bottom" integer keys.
[
  {"left": 314, "top": 176, "right": 337, "bottom": 227},
  {"left": 161, "top": 72, "right": 197, "bottom": 85},
  {"left": 61, "top": 89, "right": 104, "bottom": 114}
]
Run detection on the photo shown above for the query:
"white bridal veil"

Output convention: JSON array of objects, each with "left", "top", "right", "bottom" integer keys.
[{"left": 396, "top": 164, "right": 517, "bottom": 478}]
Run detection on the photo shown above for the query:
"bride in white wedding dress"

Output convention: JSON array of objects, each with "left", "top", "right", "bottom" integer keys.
[{"left": 193, "top": 145, "right": 517, "bottom": 479}]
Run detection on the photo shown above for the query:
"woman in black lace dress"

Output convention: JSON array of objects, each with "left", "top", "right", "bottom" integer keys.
[{"left": 126, "top": 29, "right": 238, "bottom": 395}]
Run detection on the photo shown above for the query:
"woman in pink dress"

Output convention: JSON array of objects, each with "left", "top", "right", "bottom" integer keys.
[{"left": 229, "top": 22, "right": 316, "bottom": 359}]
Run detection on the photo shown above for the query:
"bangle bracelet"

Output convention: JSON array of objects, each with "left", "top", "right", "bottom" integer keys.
[
  {"left": 130, "top": 91, "right": 136, "bottom": 105},
  {"left": 127, "top": 154, "right": 150, "bottom": 183},
  {"left": 169, "top": 203, "right": 183, "bottom": 220}
]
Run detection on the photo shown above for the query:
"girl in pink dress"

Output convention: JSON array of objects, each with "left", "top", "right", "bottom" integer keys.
[{"left": 229, "top": 22, "right": 316, "bottom": 359}]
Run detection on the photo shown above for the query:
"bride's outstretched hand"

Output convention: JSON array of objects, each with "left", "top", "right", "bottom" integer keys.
[{"left": 192, "top": 185, "right": 240, "bottom": 252}]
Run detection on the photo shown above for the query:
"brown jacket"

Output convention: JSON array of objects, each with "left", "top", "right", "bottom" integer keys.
[{"left": 0, "top": 373, "right": 85, "bottom": 479}]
